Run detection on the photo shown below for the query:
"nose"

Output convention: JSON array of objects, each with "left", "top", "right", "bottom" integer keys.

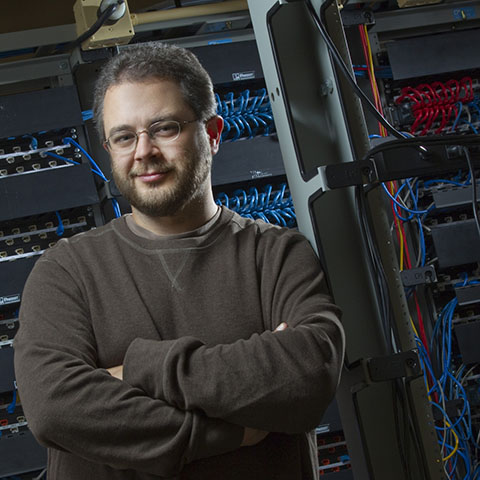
[{"left": 133, "top": 130, "right": 159, "bottom": 161}]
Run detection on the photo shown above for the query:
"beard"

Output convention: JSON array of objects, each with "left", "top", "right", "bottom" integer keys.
[{"left": 112, "top": 136, "right": 212, "bottom": 217}]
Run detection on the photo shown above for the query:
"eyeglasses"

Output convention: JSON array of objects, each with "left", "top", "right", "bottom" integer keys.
[{"left": 104, "top": 119, "right": 198, "bottom": 154}]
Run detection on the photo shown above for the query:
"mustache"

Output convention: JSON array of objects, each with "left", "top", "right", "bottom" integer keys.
[
  {"left": 129, "top": 161, "right": 173, "bottom": 177},
  {"left": 129, "top": 169, "right": 171, "bottom": 177}
]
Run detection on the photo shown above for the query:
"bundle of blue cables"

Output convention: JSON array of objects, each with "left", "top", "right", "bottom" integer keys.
[
  {"left": 381, "top": 167, "right": 475, "bottom": 272},
  {"left": 414, "top": 273, "right": 480, "bottom": 479},
  {"left": 215, "top": 88, "right": 275, "bottom": 142},
  {"left": 215, "top": 183, "right": 296, "bottom": 228},
  {"left": 382, "top": 177, "right": 431, "bottom": 268},
  {"left": 379, "top": 142, "right": 480, "bottom": 476}
]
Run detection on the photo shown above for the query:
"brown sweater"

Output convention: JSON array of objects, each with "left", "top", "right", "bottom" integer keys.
[{"left": 14, "top": 207, "right": 344, "bottom": 480}]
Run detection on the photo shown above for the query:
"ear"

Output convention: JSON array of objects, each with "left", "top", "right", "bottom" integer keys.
[{"left": 205, "top": 115, "right": 224, "bottom": 155}]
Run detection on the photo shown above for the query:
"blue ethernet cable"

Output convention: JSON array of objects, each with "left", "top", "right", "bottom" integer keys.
[
  {"left": 55, "top": 211, "right": 64, "bottom": 236},
  {"left": 63, "top": 137, "right": 106, "bottom": 180},
  {"left": 216, "top": 89, "right": 275, "bottom": 142},
  {"left": 215, "top": 184, "right": 295, "bottom": 227},
  {"left": 22, "top": 134, "right": 38, "bottom": 149},
  {"left": 63, "top": 137, "right": 121, "bottom": 218},
  {"left": 423, "top": 179, "right": 467, "bottom": 188},
  {"left": 6, "top": 386, "right": 17, "bottom": 414},
  {"left": 461, "top": 120, "right": 479, "bottom": 134},
  {"left": 451, "top": 102, "right": 464, "bottom": 133},
  {"left": 393, "top": 179, "right": 415, "bottom": 222},
  {"left": 45, "top": 151, "right": 81, "bottom": 165},
  {"left": 381, "top": 182, "right": 432, "bottom": 215},
  {"left": 82, "top": 110, "right": 94, "bottom": 121}
]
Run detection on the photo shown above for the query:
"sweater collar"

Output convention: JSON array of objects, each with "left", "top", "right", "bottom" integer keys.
[
  {"left": 124, "top": 206, "right": 222, "bottom": 240},
  {"left": 111, "top": 206, "right": 234, "bottom": 251}
]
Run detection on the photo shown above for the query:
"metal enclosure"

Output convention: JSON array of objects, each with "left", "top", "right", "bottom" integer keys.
[{"left": 247, "top": 1, "right": 443, "bottom": 478}]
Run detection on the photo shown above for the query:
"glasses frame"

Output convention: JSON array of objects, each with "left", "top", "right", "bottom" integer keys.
[{"left": 104, "top": 119, "right": 198, "bottom": 154}]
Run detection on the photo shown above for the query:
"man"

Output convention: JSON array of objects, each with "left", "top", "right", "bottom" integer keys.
[{"left": 14, "top": 43, "right": 345, "bottom": 480}]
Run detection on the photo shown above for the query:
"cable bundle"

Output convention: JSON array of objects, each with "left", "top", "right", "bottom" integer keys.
[
  {"left": 395, "top": 77, "right": 478, "bottom": 135},
  {"left": 414, "top": 273, "right": 480, "bottom": 479},
  {"left": 215, "top": 183, "right": 296, "bottom": 228},
  {"left": 380, "top": 156, "right": 480, "bottom": 477},
  {"left": 215, "top": 89, "right": 275, "bottom": 142}
]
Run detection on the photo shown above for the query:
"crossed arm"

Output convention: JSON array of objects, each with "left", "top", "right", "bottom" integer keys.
[
  {"left": 14, "top": 235, "right": 344, "bottom": 476},
  {"left": 14, "top": 258, "right": 245, "bottom": 477},
  {"left": 107, "top": 322, "right": 289, "bottom": 446}
]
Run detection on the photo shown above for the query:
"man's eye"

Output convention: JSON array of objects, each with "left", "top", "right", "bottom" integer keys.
[
  {"left": 151, "top": 122, "right": 178, "bottom": 137},
  {"left": 112, "top": 132, "right": 135, "bottom": 144}
]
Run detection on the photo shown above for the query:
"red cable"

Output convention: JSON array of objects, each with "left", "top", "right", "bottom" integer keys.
[
  {"left": 388, "top": 183, "right": 432, "bottom": 359},
  {"left": 397, "top": 77, "right": 478, "bottom": 134},
  {"left": 432, "top": 81, "right": 447, "bottom": 108},
  {"left": 458, "top": 76, "right": 473, "bottom": 103},
  {"left": 446, "top": 79, "right": 460, "bottom": 102},
  {"left": 435, "top": 106, "right": 447, "bottom": 134}
]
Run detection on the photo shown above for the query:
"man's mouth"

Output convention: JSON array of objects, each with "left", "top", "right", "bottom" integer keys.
[{"left": 134, "top": 171, "right": 170, "bottom": 183}]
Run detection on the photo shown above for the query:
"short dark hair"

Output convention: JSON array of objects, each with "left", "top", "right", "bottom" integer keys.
[{"left": 92, "top": 42, "right": 217, "bottom": 140}]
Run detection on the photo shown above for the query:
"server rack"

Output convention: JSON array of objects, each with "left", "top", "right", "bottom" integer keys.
[
  {"left": 250, "top": 0, "right": 480, "bottom": 478},
  {"left": 0, "top": 53, "right": 105, "bottom": 480}
]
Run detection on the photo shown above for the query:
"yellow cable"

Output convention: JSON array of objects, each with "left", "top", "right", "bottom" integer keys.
[
  {"left": 364, "top": 25, "right": 387, "bottom": 137},
  {"left": 442, "top": 421, "right": 459, "bottom": 462},
  {"left": 364, "top": 26, "right": 378, "bottom": 101},
  {"left": 409, "top": 317, "right": 419, "bottom": 337}
]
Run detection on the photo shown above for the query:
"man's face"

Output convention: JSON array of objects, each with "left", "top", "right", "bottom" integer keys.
[{"left": 102, "top": 79, "right": 219, "bottom": 217}]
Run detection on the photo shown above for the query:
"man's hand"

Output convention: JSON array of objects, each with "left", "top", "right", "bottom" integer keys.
[
  {"left": 106, "top": 325, "right": 287, "bottom": 383},
  {"left": 241, "top": 427, "right": 268, "bottom": 446},
  {"left": 107, "top": 365, "right": 123, "bottom": 380},
  {"left": 240, "top": 322, "right": 288, "bottom": 447}
]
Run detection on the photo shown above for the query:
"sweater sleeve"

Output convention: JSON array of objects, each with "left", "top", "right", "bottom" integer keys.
[
  {"left": 14, "top": 255, "right": 244, "bottom": 477},
  {"left": 123, "top": 232, "right": 345, "bottom": 434}
]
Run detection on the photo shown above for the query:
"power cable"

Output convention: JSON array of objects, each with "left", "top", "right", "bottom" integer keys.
[
  {"left": 305, "top": 0, "right": 480, "bottom": 474},
  {"left": 58, "top": 0, "right": 125, "bottom": 53},
  {"left": 361, "top": 133, "right": 479, "bottom": 164}
]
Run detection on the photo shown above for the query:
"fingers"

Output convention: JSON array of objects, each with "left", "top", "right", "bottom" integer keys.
[
  {"left": 274, "top": 322, "right": 288, "bottom": 332},
  {"left": 241, "top": 427, "right": 269, "bottom": 446},
  {"left": 107, "top": 365, "right": 123, "bottom": 380}
]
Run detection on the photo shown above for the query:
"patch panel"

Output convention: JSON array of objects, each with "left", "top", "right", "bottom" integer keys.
[
  {"left": 317, "top": 431, "right": 352, "bottom": 477},
  {"left": 0, "top": 207, "right": 95, "bottom": 263},
  {"left": 0, "top": 48, "right": 105, "bottom": 479},
  {"left": 0, "top": 307, "right": 19, "bottom": 343},
  {"left": 0, "top": 128, "right": 81, "bottom": 177}
]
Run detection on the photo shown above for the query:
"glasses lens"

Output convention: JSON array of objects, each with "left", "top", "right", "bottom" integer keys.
[
  {"left": 109, "top": 131, "right": 136, "bottom": 152},
  {"left": 107, "top": 120, "right": 182, "bottom": 153},
  {"left": 149, "top": 120, "right": 180, "bottom": 141}
]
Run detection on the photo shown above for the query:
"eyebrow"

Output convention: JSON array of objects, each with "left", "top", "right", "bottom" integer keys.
[{"left": 107, "top": 115, "right": 180, "bottom": 137}]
